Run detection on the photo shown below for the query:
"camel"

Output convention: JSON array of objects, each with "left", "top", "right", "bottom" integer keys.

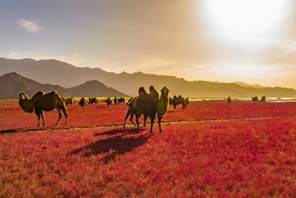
[
  {"left": 105, "top": 97, "right": 112, "bottom": 107},
  {"left": 134, "top": 86, "right": 169, "bottom": 133},
  {"left": 260, "top": 95, "right": 266, "bottom": 103},
  {"left": 65, "top": 97, "right": 75, "bottom": 106},
  {"left": 123, "top": 97, "right": 141, "bottom": 127},
  {"left": 78, "top": 97, "right": 87, "bottom": 108},
  {"left": 227, "top": 96, "right": 231, "bottom": 104},
  {"left": 169, "top": 95, "right": 185, "bottom": 111},
  {"left": 88, "top": 97, "right": 98, "bottom": 105},
  {"left": 18, "top": 90, "right": 68, "bottom": 126}
]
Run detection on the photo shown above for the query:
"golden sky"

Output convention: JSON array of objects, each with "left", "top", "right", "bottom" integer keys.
[{"left": 1, "top": 0, "right": 296, "bottom": 88}]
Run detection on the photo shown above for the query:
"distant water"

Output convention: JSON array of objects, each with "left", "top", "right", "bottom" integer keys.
[{"left": 189, "top": 97, "right": 296, "bottom": 102}]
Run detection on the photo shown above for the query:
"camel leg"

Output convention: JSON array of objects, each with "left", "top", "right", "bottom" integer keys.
[
  {"left": 36, "top": 113, "right": 41, "bottom": 127},
  {"left": 149, "top": 115, "right": 155, "bottom": 133},
  {"left": 123, "top": 111, "right": 129, "bottom": 127},
  {"left": 135, "top": 112, "right": 140, "bottom": 131},
  {"left": 158, "top": 115, "right": 163, "bottom": 133},
  {"left": 130, "top": 114, "right": 136, "bottom": 127},
  {"left": 41, "top": 112, "right": 45, "bottom": 126},
  {"left": 143, "top": 115, "right": 148, "bottom": 127},
  {"left": 35, "top": 109, "right": 44, "bottom": 126},
  {"left": 55, "top": 109, "right": 62, "bottom": 125},
  {"left": 62, "top": 108, "right": 68, "bottom": 125}
]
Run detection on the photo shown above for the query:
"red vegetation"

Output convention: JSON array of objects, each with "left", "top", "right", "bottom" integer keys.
[{"left": 1, "top": 100, "right": 296, "bottom": 197}]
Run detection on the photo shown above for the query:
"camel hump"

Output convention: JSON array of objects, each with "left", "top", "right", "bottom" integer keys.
[
  {"left": 48, "top": 91, "right": 59, "bottom": 96},
  {"left": 138, "top": 87, "right": 147, "bottom": 95},
  {"left": 30, "top": 91, "right": 45, "bottom": 101},
  {"left": 149, "top": 86, "right": 159, "bottom": 101}
]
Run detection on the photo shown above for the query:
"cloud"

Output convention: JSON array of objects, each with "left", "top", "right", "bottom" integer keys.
[{"left": 17, "top": 19, "right": 40, "bottom": 33}]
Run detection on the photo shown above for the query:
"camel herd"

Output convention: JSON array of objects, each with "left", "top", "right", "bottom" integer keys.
[
  {"left": 18, "top": 89, "right": 271, "bottom": 132},
  {"left": 252, "top": 96, "right": 266, "bottom": 103},
  {"left": 18, "top": 86, "right": 171, "bottom": 133}
]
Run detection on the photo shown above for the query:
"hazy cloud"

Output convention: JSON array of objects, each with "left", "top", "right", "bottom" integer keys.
[{"left": 17, "top": 19, "right": 40, "bottom": 33}]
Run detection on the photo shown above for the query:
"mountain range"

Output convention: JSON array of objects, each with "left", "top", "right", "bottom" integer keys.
[
  {"left": 1, "top": 57, "right": 296, "bottom": 99},
  {"left": 0, "top": 72, "right": 128, "bottom": 99}
]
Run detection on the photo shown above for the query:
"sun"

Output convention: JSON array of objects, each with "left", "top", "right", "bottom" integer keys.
[{"left": 201, "top": 0, "right": 292, "bottom": 47}]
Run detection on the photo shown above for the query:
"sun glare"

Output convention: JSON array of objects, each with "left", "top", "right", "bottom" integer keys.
[{"left": 202, "top": 0, "right": 291, "bottom": 47}]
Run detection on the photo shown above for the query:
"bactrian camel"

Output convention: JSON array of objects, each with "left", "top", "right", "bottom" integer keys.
[
  {"left": 18, "top": 90, "right": 68, "bottom": 126},
  {"left": 134, "top": 86, "right": 169, "bottom": 133},
  {"left": 123, "top": 97, "right": 140, "bottom": 127}
]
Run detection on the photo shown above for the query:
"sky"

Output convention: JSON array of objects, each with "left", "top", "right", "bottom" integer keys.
[{"left": 1, "top": 0, "right": 296, "bottom": 88}]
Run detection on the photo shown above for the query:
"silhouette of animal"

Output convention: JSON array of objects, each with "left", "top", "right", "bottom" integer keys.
[
  {"left": 113, "top": 97, "right": 117, "bottom": 105},
  {"left": 123, "top": 97, "right": 141, "bottom": 127},
  {"left": 134, "top": 86, "right": 169, "bottom": 133},
  {"left": 18, "top": 90, "right": 68, "bottom": 126},
  {"left": 183, "top": 97, "right": 190, "bottom": 109},
  {"left": 65, "top": 97, "right": 75, "bottom": 106},
  {"left": 88, "top": 97, "right": 98, "bottom": 105},
  {"left": 260, "top": 96, "right": 266, "bottom": 103},
  {"left": 78, "top": 97, "right": 87, "bottom": 108},
  {"left": 169, "top": 95, "right": 185, "bottom": 110},
  {"left": 227, "top": 96, "right": 231, "bottom": 104},
  {"left": 105, "top": 97, "right": 112, "bottom": 107},
  {"left": 118, "top": 97, "right": 125, "bottom": 104},
  {"left": 252, "top": 96, "right": 259, "bottom": 102}
]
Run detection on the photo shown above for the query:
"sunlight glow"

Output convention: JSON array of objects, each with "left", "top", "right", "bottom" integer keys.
[{"left": 202, "top": 0, "right": 291, "bottom": 48}]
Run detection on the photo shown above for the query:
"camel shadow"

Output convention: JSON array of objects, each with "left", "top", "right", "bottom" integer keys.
[
  {"left": 95, "top": 127, "right": 145, "bottom": 136},
  {"left": 68, "top": 129, "right": 151, "bottom": 164}
]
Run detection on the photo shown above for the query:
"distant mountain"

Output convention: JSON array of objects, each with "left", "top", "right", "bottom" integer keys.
[
  {"left": 0, "top": 72, "right": 128, "bottom": 99},
  {"left": 234, "top": 81, "right": 266, "bottom": 89},
  {"left": 67, "top": 80, "right": 128, "bottom": 97},
  {"left": 1, "top": 58, "right": 296, "bottom": 98},
  {"left": 0, "top": 72, "right": 70, "bottom": 99}
]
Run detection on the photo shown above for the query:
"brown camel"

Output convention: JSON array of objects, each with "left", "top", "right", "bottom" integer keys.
[
  {"left": 123, "top": 97, "right": 141, "bottom": 127},
  {"left": 134, "top": 86, "right": 169, "bottom": 133},
  {"left": 18, "top": 90, "right": 68, "bottom": 126}
]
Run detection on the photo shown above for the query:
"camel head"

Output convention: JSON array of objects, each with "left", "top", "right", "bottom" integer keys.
[
  {"left": 18, "top": 92, "right": 35, "bottom": 113},
  {"left": 161, "top": 87, "right": 169, "bottom": 94},
  {"left": 18, "top": 92, "right": 29, "bottom": 101}
]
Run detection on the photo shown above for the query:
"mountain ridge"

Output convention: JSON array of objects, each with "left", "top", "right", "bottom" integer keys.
[
  {"left": 1, "top": 58, "right": 296, "bottom": 98},
  {"left": 0, "top": 72, "right": 128, "bottom": 99}
]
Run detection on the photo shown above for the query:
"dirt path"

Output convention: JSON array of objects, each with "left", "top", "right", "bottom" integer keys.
[{"left": 1, "top": 115, "right": 291, "bottom": 134}]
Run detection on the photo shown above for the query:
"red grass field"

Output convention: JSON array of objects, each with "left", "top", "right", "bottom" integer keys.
[{"left": 1, "top": 100, "right": 296, "bottom": 197}]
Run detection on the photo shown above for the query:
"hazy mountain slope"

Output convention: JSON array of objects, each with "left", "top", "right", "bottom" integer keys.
[
  {"left": 1, "top": 58, "right": 296, "bottom": 98},
  {"left": 67, "top": 80, "right": 129, "bottom": 97},
  {"left": 0, "top": 58, "right": 112, "bottom": 88},
  {"left": 0, "top": 72, "right": 70, "bottom": 99},
  {"left": 234, "top": 81, "right": 266, "bottom": 89},
  {"left": 0, "top": 73, "right": 129, "bottom": 99}
]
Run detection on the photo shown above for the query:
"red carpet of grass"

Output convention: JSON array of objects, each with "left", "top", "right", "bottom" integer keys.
[{"left": 1, "top": 101, "right": 296, "bottom": 197}]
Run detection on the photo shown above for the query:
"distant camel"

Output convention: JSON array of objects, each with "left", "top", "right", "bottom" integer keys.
[
  {"left": 18, "top": 90, "right": 68, "bottom": 126},
  {"left": 227, "top": 96, "right": 231, "bottom": 104},
  {"left": 252, "top": 96, "right": 259, "bottom": 102},
  {"left": 114, "top": 97, "right": 118, "bottom": 105},
  {"left": 104, "top": 97, "right": 112, "bottom": 107},
  {"left": 78, "top": 97, "right": 87, "bottom": 108},
  {"left": 183, "top": 97, "right": 190, "bottom": 109},
  {"left": 134, "top": 86, "right": 169, "bottom": 133},
  {"left": 169, "top": 95, "right": 185, "bottom": 110},
  {"left": 65, "top": 97, "right": 75, "bottom": 106},
  {"left": 260, "top": 96, "right": 266, "bottom": 103},
  {"left": 88, "top": 97, "right": 98, "bottom": 105},
  {"left": 118, "top": 97, "right": 125, "bottom": 104}
]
